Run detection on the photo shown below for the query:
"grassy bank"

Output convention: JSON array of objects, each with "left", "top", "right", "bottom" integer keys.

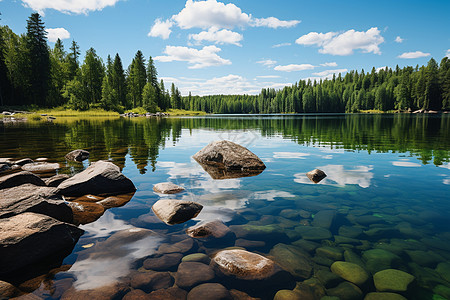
[{"left": 165, "top": 109, "right": 207, "bottom": 116}]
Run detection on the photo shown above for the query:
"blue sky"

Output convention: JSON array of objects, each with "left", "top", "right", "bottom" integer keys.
[{"left": 2, "top": 0, "right": 449, "bottom": 95}]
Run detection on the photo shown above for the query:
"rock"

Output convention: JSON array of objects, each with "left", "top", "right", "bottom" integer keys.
[
  {"left": 152, "top": 199, "right": 203, "bottom": 225},
  {"left": 153, "top": 182, "right": 185, "bottom": 194},
  {"left": 230, "top": 224, "right": 287, "bottom": 241},
  {"left": 61, "top": 282, "right": 130, "bottom": 300},
  {"left": 35, "top": 157, "right": 48, "bottom": 162},
  {"left": 147, "top": 287, "right": 187, "bottom": 300},
  {"left": 182, "top": 253, "right": 210, "bottom": 264},
  {"left": 187, "top": 283, "right": 233, "bottom": 300},
  {"left": 45, "top": 174, "right": 70, "bottom": 187},
  {"left": 364, "top": 292, "right": 407, "bottom": 300},
  {"left": 344, "top": 249, "right": 366, "bottom": 269},
  {"left": 269, "top": 243, "right": 313, "bottom": 279},
  {"left": 292, "top": 239, "right": 320, "bottom": 253},
  {"left": 326, "top": 282, "right": 363, "bottom": 300},
  {"left": 0, "top": 184, "right": 73, "bottom": 222},
  {"left": 273, "top": 289, "right": 302, "bottom": 300},
  {"left": 373, "top": 269, "right": 415, "bottom": 292},
  {"left": 331, "top": 261, "right": 370, "bottom": 286},
  {"left": 434, "top": 284, "right": 450, "bottom": 299},
  {"left": 143, "top": 253, "right": 183, "bottom": 271},
  {"left": 315, "top": 270, "right": 343, "bottom": 288},
  {"left": 186, "top": 220, "right": 231, "bottom": 239},
  {"left": 96, "top": 193, "right": 134, "bottom": 208},
  {"left": 316, "top": 246, "right": 343, "bottom": 261},
  {"left": 0, "top": 280, "right": 20, "bottom": 298},
  {"left": 192, "top": 140, "right": 266, "bottom": 179},
  {"left": 22, "top": 162, "right": 60, "bottom": 173},
  {"left": 123, "top": 289, "right": 151, "bottom": 300},
  {"left": 14, "top": 158, "right": 34, "bottom": 166},
  {"left": 295, "top": 281, "right": 326, "bottom": 299},
  {"left": 293, "top": 226, "right": 332, "bottom": 241},
  {"left": 436, "top": 262, "right": 450, "bottom": 282},
  {"left": 0, "top": 163, "right": 11, "bottom": 173},
  {"left": 0, "top": 212, "right": 83, "bottom": 276},
  {"left": 354, "top": 215, "right": 385, "bottom": 225},
  {"left": 229, "top": 289, "right": 260, "bottom": 300},
  {"left": 67, "top": 201, "right": 105, "bottom": 225},
  {"left": 175, "top": 262, "right": 215, "bottom": 289},
  {"left": 306, "top": 169, "right": 326, "bottom": 183},
  {"left": 158, "top": 238, "right": 195, "bottom": 254},
  {"left": 404, "top": 250, "right": 443, "bottom": 267},
  {"left": 65, "top": 149, "right": 90, "bottom": 162},
  {"left": 338, "top": 225, "right": 363, "bottom": 238},
  {"left": 362, "top": 249, "right": 402, "bottom": 274},
  {"left": 312, "top": 210, "right": 336, "bottom": 229},
  {"left": 235, "top": 239, "right": 265, "bottom": 249},
  {"left": 130, "top": 271, "right": 174, "bottom": 292},
  {"left": 57, "top": 160, "right": 136, "bottom": 197},
  {"left": 279, "top": 209, "right": 300, "bottom": 219},
  {"left": 0, "top": 171, "right": 46, "bottom": 189},
  {"left": 74, "top": 194, "right": 104, "bottom": 202}
]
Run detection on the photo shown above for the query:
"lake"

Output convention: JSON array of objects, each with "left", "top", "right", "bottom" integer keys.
[{"left": 1, "top": 114, "right": 449, "bottom": 299}]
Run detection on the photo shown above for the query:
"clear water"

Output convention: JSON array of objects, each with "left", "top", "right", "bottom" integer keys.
[{"left": 1, "top": 114, "right": 449, "bottom": 299}]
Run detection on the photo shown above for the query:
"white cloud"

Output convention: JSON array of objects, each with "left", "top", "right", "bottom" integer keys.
[
  {"left": 296, "top": 27, "right": 384, "bottom": 56},
  {"left": 21, "top": 0, "right": 121, "bottom": 15},
  {"left": 395, "top": 36, "right": 403, "bottom": 43},
  {"left": 313, "top": 68, "right": 348, "bottom": 77},
  {"left": 189, "top": 27, "right": 243, "bottom": 46},
  {"left": 274, "top": 64, "right": 315, "bottom": 72},
  {"left": 392, "top": 160, "right": 421, "bottom": 167},
  {"left": 294, "top": 165, "right": 374, "bottom": 188},
  {"left": 398, "top": 51, "right": 431, "bottom": 59},
  {"left": 172, "top": 0, "right": 251, "bottom": 30},
  {"left": 320, "top": 62, "right": 338, "bottom": 67},
  {"left": 376, "top": 66, "right": 388, "bottom": 72},
  {"left": 46, "top": 28, "right": 70, "bottom": 42},
  {"left": 256, "top": 75, "right": 281, "bottom": 79},
  {"left": 272, "top": 42, "right": 291, "bottom": 48},
  {"left": 257, "top": 59, "right": 277, "bottom": 67},
  {"left": 273, "top": 152, "right": 310, "bottom": 159},
  {"left": 251, "top": 17, "right": 300, "bottom": 29},
  {"left": 154, "top": 45, "right": 231, "bottom": 69},
  {"left": 161, "top": 74, "right": 291, "bottom": 96},
  {"left": 148, "top": 18, "right": 173, "bottom": 39},
  {"left": 446, "top": 49, "right": 450, "bottom": 58}
]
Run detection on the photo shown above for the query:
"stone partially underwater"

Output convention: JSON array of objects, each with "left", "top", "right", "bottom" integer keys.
[{"left": 193, "top": 140, "right": 266, "bottom": 179}]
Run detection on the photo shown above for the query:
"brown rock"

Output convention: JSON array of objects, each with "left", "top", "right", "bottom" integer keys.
[
  {"left": 0, "top": 171, "right": 45, "bottom": 189},
  {"left": 0, "top": 280, "right": 20, "bottom": 298},
  {"left": 143, "top": 253, "right": 183, "bottom": 271},
  {"left": 0, "top": 184, "right": 73, "bottom": 222},
  {"left": 306, "top": 169, "right": 327, "bottom": 183},
  {"left": 61, "top": 282, "right": 129, "bottom": 300},
  {"left": 65, "top": 149, "right": 90, "bottom": 162},
  {"left": 175, "top": 262, "right": 216, "bottom": 289},
  {"left": 22, "top": 162, "right": 61, "bottom": 173},
  {"left": 186, "top": 220, "right": 231, "bottom": 239},
  {"left": 153, "top": 182, "right": 185, "bottom": 194},
  {"left": 235, "top": 239, "right": 265, "bottom": 249},
  {"left": 130, "top": 271, "right": 174, "bottom": 292},
  {"left": 74, "top": 194, "right": 104, "bottom": 202},
  {"left": 67, "top": 201, "right": 105, "bottom": 225},
  {"left": 97, "top": 193, "right": 134, "bottom": 209},
  {"left": 152, "top": 200, "right": 203, "bottom": 225},
  {"left": 187, "top": 283, "right": 232, "bottom": 300},
  {"left": 0, "top": 212, "right": 83, "bottom": 276},
  {"left": 45, "top": 174, "right": 70, "bottom": 187},
  {"left": 148, "top": 287, "right": 187, "bottom": 300},
  {"left": 229, "top": 289, "right": 261, "bottom": 300},
  {"left": 158, "top": 238, "right": 195, "bottom": 254},
  {"left": 123, "top": 289, "right": 151, "bottom": 300},
  {"left": 57, "top": 160, "right": 136, "bottom": 197}
]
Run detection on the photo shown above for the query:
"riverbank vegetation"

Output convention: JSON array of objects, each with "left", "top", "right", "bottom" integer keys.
[{"left": 1, "top": 13, "right": 449, "bottom": 115}]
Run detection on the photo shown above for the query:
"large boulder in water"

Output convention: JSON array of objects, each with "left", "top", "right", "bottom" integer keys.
[
  {"left": 152, "top": 199, "right": 203, "bottom": 225},
  {"left": 193, "top": 140, "right": 265, "bottom": 179},
  {"left": 57, "top": 160, "right": 136, "bottom": 197},
  {"left": 0, "top": 212, "right": 84, "bottom": 276},
  {"left": 0, "top": 171, "right": 45, "bottom": 190},
  {"left": 0, "top": 184, "right": 73, "bottom": 223},
  {"left": 65, "top": 149, "right": 90, "bottom": 162}
]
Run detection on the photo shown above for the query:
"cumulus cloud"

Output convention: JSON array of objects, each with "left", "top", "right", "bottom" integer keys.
[
  {"left": 395, "top": 36, "right": 404, "bottom": 43},
  {"left": 154, "top": 45, "right": 231, "bottom": 69},
  {"left": 256, "top": 75, "right": 281, "bottom": 78},
  {"left": 274, "top": 64, "right": 315, "bottom": 72},
  {"left": 46, "top": 28, "right": 70, "bottom": 42},
  {"left": 251, "top": 17, "right": 300, "bottom": 29},
  {"left": 257, "top": 59, "right": 277, "bottom": 67},
  {"left": 148, "top": 18, "right": 173, "bottom": 39},
  {"left": 21, "top": 0, "right": 121, "bottom": 15},
  {"left": 320, "top": 62, "right": 338, "bottom": 67},
  {"left": 189, "top": 27, "right": 243, "bottom": 46},
  {"left": 272, "top": 42, "right": 291, "bottom": 48},
  {"left": 446, "top": 49, "right": 450, "bottom": 58},
  {"left": 313, "top": 68, "right": 348, "bottom": 77},
  {"left": 376, "top": 66, "right": 388, "bottom": 72},
  {"left": 296, "top": 27, "right": 384, "bottom": 56},
  {"left": 161, "top": 74, "right": 290, "bottom": 96},
  {"left": 398, "top": 51, "right": 431, "bottom": 59}
]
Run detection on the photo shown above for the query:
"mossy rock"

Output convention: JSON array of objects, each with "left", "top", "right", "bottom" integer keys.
[
  {"left": 364, "top": 292, "right": 407, "bottom": 300},
  {"left": 331, "top": 261, "right": 370, "bottom": 286},
  {"left": 274, "top": 289, "right": 302, "bottom": 300},
  {"left": 373, "top": 269, "right": 415, "bottom": 292}
]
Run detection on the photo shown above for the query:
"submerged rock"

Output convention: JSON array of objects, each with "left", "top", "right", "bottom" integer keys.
[
  {"left": 187, "top": 283, "right": 232, "bottom": 300},
  {"left": 0, "top": 212, "right": 83, "bottom": 276},
  {"left": 330, "top": 261, "right": 370, "bottom": 286},
  {"left": 153, "top": 182, "right": 185, "bottom": 194},
  {"left": 57, "top": 160, "right": 136, "bottom": 196},
  {"left": 186, "top": 220, "right": 231, "bottom": 239},
  {"left": 364, "top": 292, "right": 407, "bottom": 300},
  {"left": 373, "top": 269, "right": 415, "bottom": 292},
  {"left": 175, "top": 262, "right": 216, "bottom": 289},
  {"left": 193, "top": 140, "right": 266, "bottom": 179},
  {"left": 130, "top": 271, "right": 174, "bottom": 292},
  {"left": 326, "top": 281, "right": 363, "bottom": 300},
  {"left": 306, "top": 169, "right": 327, "bottom": 183},
  {"left": 143, "top": 253, "right": 183, "bottom": 271},
  {"left": 269, "top": 243, "right": 313, "bottom": 279},
  {"left": 0, "top": 171, "right": 45, "bottom": 190},
  {"left": 61, "top": 282, "right": 130, "bottom": 300},
  {"left": 65, "top": 149, "right": 90, "bottom": 162},
  {"left": 152, "top": 199, "right": 203, "bottom": 225},
  {"left": 67, "top": 201, "right": 105, "bottom": 225}
]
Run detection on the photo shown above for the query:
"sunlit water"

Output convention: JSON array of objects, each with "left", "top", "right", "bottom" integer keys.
[{"left": 1, "top": 114, "right": 449, "bottom": 299}]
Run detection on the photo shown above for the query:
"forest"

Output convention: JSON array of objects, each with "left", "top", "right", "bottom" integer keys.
[{"left": 1, "top": 13, "right": 449, "bottom": 114}]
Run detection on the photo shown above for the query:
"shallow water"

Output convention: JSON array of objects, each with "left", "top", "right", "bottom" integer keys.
[{"left": 1, "top": 114, "right": 449, "bottom": 299}]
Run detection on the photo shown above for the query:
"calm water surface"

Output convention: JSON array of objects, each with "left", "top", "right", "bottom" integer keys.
[{"left": 1, "top": 114, "right": 449, "bottom": 299}]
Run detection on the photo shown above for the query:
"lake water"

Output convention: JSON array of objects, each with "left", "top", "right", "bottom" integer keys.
[{"left": 1, "top": 114, "right": 450, "bottom": 299}]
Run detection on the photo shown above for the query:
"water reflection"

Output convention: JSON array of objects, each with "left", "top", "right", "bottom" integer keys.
[
  {"left": 80, "top": 211, "right": 134, "bottom": 238},
  {"left": 392, "top": 159, "right": 422, "bottom": 167}
]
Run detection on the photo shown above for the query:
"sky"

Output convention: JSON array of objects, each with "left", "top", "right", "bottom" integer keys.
[{"left": 1, "top": 0, "right": 449, "bottom": 96}]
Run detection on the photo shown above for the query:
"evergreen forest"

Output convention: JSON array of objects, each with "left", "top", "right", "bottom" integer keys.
[{"left": 1, "top": 13, "right": 449, "bottom": 114}]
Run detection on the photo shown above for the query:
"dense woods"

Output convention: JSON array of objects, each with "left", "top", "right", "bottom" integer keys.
[
  {"left": 1, "top": 13, "right": 449, "bottom": 114},
  {"left": 0, "top": 13, "right": 178, "bottom": 113}
]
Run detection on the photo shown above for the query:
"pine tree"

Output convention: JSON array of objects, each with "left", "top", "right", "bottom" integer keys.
[
  {"left": 128, "top": 50, "right": 147, "bottom": 108},
  {"left": 67, "top": 40, "right": 80, "bottom": 80},
  {"left": 424, "top": 58, "right": 441, "bottom": 110},
  {"left": 112, "top": 53, "right": 126, "bottom": 107},
  {"left": 81, "top": 47, "right": 105, "bottom": 105}
]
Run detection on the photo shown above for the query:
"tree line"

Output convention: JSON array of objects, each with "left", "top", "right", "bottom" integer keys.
[{"left": 0, "top": 13, "right": 182, "bottom": 113}]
